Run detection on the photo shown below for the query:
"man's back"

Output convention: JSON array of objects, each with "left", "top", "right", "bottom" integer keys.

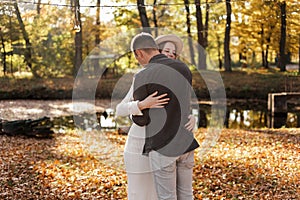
[{"left": 132, "top": 54, "right": 199, "bottom": 157}]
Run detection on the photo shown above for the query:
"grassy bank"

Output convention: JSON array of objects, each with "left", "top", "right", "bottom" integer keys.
[{"left": 0, "top": 68, "right": 299, "bottom": 100}]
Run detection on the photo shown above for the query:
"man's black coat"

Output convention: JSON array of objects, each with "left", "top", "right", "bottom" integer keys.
[{"left": 132, "top": 54, "right": 199, "bottom": 157}]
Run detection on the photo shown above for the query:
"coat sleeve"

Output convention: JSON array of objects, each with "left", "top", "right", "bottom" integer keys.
[
  {"left": 115, "top": 79, "right": 143, "bottom": 117},
  {"left": 131, "top": 73, "right": 151, "bottom": 126}
]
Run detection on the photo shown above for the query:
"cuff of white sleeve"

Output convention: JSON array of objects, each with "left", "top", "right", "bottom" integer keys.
[{"left": 131, "top": 101, "right": 143, "bottom": 116}]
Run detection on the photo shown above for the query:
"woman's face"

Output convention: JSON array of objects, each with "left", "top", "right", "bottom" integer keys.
[{"left": 161, "top": 42, "right": 177, "bottom": 59}]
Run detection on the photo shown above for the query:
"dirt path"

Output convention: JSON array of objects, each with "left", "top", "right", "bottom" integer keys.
[{"left": 0, "top": 99, "right": 112, "bottom": 121}]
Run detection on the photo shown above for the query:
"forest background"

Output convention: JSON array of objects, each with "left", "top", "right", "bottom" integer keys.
[{"left": 0, "top": 0, "right": 299, "bottom": 100}]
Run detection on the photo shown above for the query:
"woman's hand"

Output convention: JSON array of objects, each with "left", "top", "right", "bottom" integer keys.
[
  {"left": 185, "top": 114, "right": 196, "bottom": 131},
  {"left": 138, "top": 91, "right": 169, "bottom": 110}
]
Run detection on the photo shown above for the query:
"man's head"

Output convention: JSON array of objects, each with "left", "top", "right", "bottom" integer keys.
[{"left": 131, "top": 32, "right": 160, "bottom": 66}]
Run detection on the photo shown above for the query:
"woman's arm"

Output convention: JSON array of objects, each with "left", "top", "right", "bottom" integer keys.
[
  {"left": 115, "top": 83, "right": 141, "bottom": 117},
  {"left": 116, "top": 83, "right": 169, "bottom": 117},
  {"left": 137, "top": 91, "right": 169, "bottom": 110}
]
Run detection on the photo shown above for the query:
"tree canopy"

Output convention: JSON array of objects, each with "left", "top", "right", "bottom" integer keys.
[{"left": 0, "top": 0, "right": 299, "bottom": 77}]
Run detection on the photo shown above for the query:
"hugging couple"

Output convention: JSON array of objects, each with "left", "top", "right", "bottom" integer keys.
[{"left": 116, "top": 32, "right": 199, "bottom": 200}]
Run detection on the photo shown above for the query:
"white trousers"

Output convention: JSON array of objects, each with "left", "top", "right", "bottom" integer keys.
[{"left": 124, "top": 125, "right": 158, "bottom": 200}]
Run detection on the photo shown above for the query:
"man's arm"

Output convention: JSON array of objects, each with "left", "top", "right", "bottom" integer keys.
[{"left": 132, "top": 74, "right": 151, "bottom": 126}]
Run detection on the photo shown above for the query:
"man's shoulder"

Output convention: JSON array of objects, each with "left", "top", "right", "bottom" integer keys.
[
  {"left": 173, "top": 59, "right": 189, "bottom": 68},
  {"left": 134, "top": 68, "right": 147, "bottom": 77},
  {"left": 136, "top": 57, "right": 191, "bottom": 78},
  {"left": 171, "top": 59, "right": 191, "bottom": 74},
  {"left": 134, "top": 68, "right": 145, "bottom": 75},
  {"left": 134, "top": 66, "right": 157, "bottom": 83},
  {"left": 137, "top": 63, "right": 163, "bottom": 74}
]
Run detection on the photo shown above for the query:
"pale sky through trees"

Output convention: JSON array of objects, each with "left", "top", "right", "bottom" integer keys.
[{"left": 17, "top": 0, "right": 115, "bottom": 22}]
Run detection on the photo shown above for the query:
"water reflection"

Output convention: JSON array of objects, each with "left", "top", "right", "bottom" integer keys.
[
  {"left": 50, "top": 101, "right": 299, "bottom": 132},
  {"left": 227, "top": 109, "right": 298, "bottom": 128},
  {"left": 228, "top": 109, "right": 267, "bottom": 129},
  {"left": 113, "top": 101, "right": 299, "bottom": 131},
  {"left": 198, "top": 102, "right": 299, "bottom": 129}
]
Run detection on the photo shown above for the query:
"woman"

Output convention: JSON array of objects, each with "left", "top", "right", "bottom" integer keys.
[
  {"left": 155, "top": 34, "right": 183, "bottom": 60},
  {"left": 116, "top": 34, "right": 195, "bottom": 200}
]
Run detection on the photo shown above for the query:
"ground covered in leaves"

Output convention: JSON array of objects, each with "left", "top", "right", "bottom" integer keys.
[{"left": 0, "top": 128, "right": 299, "bottom": 199}]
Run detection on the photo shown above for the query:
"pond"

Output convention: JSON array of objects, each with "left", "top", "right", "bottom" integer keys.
[
  {"left": 1, "top": 99, "right": 298, "bottom": 135},
  {"left": 87, "top": 99, "right": 300, "bottom": 132}
]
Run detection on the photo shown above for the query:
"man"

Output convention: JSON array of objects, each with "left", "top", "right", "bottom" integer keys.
[{"left": 130, "top": 32, "right": 199, "bottom": 200}]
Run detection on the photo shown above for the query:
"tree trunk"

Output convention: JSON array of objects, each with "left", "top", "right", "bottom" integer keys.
[
  {"left": 152, "top": 0, "right": 158, "bottom": 37},
  {"left": 0, "top": 117, "right": 54, "bottom": 138},
  {"left": 74, "top": 0, "right": 83, "bottom": 77},
  {"left": 37, "top": 0, "right": 41, "bottom": 15},
  {"left": 279, "top": 1, "right": 286, "bottom": 72},
  {"left": 195, "top": 0, "right": 207, "bottom": 70},
  {"left": 137, "top": 0, "right": 151, "bottom": 34},
  {"left": 265, "top": 44, "right": 270, "bottom": 68},
  {"left": 298, "top": 35, "right": 300, "bottom": 75},
  {"left": 13, "top": 2, "right": 33, "bottom": 71},
  {"left": 204, "top": 0, "right": 209, "bottom": 48},
  {"left": 224, "top": 0, "right": 232, "bottom": 72},
  {"left": 261, "top": 24, "right": 266, "bottom": 67},
  {"left": 95, "top": 0, "right": 101, "bottom": 45},
  {"left": 184, "top": 0, "right": 196, "bottom": 66},
  {"left": 0, "top": 29, "right": 7, "bottom": 75},
  {"left": 216, "top": 34, "right": 222, "bottom": 69},
  {"left": 92, "top": 0, "right": 101, "bottom": 75},
  {"left": 7, "top": 8, "right": 12, "bottom": 74},
  {"left": 265, "top": 31, "right": 272, "bottom": 69},
  {"left": 262, "top": 50, "right": 266, "bottom": 68}
]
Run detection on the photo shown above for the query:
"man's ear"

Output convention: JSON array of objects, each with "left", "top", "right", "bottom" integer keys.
[{"left": 135, "top": 49, "right": 143, "bottom": 58}]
